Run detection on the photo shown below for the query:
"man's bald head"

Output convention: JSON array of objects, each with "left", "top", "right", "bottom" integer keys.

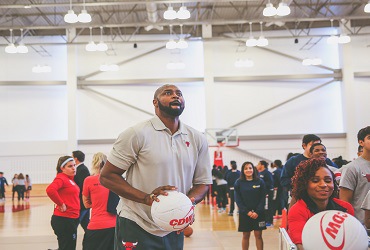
[{"left": 153, "top": 84, "right": 177, "bottom": 100}]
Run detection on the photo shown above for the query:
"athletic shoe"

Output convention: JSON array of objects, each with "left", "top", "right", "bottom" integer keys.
[{"left": 228, "top": 213, "right": 233, "bottom": 216}]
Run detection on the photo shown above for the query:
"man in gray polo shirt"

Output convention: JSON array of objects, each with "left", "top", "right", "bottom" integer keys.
[
  {"left": 340, "top": 126, "right": 370, "bottom": 225},
  {"left": 100, "top": 84, "right": 212, "bottom": 250}
]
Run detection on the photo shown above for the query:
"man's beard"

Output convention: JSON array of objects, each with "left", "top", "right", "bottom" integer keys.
[{"left": 157, "top": 99, "right": 185, "bottom": 117}]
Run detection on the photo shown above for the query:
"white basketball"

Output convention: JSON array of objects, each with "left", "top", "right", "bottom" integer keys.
[
  {"left": 302, "top": 210, "right": 368, "bottom": 250},
  {"left": 151, "top": 191, "right": 194, "bottom": 231}
]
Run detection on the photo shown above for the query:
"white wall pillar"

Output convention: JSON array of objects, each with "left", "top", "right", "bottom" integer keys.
[
  {"left": 339, "top": 20, "right": 357, "bottom": 159},
  {"left": 66, "top": 28, "right": 78, "bottom": 153},
  {"left": 202, "top": 24, "right": 216, "bottom": 129}
]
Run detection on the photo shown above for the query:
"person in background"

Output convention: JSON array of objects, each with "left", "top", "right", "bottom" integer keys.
[
  {"left": 25, "top": 174, "right": 32, "bottom": 200},
  {"left": 256, "top": 160, "right": 274, "bottom": 226},
  {"left": 213, "top": 168, "right": 228, "bottom": 213},
  {"left": 100, "top": 84, "right": 212, "bottom": 250},
  {"left": 340, "top": 126, "right": 370, "bottom": 225},
  {"left": 72, "top": 150, "right": 90, "bottom": 231},
  {"left": 225, "top": 160, "right": 241, "bottom": 216},
  {"left": 46, "top": 156, "right": 80, "bottom": 250},
  {"left": 271, "top": 160, "right": 283, "bottom": 218},
  {"left": 82, "top": 152, "right": 116, "bottom": 250},
  {"left": 11, "top": 174, "right": 18, "bottom": 201},
  {"left": 288, "top": 158, "right": 354, "bottom": 250},
  {"left": 235, "top": 162, "right": 266, "bottom": 250},
  {"left": 0, "top": 172, "right": 9, "bottom": 200},
  {"left": 16, "top": 173, "right": 26, "bottom": 201},
  {"left": 281, "top": 134, "right": 338, "bottom": 209},
  {"left": 310, "top": 143, "right": 341, "bottom": 183}
]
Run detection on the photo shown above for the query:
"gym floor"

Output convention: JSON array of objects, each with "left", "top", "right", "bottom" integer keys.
[{"left": 0, "top": 186, "right": 280, "bottom": 250}]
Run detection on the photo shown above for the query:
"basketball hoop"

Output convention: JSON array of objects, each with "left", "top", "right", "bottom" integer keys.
[{"left": 217, "top": 141, "right": 225, "bottom": 148}]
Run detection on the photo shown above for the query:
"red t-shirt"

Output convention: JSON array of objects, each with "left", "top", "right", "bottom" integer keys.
[
  {"left": 82, "top": 174, "right": 116, "bottom": 230},
  {"left": 288, "top": 198, "right": 354, "bottom": 245},
  {"left": 46, "top": 173, "right": 80, "bottom": 219}
]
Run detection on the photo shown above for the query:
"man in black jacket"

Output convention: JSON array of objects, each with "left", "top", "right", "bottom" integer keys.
[{"left": 72, "top": 150, "right": 90, "bottom": 231}]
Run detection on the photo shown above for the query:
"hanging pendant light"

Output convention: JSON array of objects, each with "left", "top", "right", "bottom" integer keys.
[
  {"left": 78, "top": 0, "right": 92, "bottom": 23},
  {"left": 277, "top": 2, "right": 291, "bottom": 16},
  {"left": 177, "top": 5, "right": 191, "bottom": 20},
  {"left": 164, "top": 5, "right": 177, "bottom": 20},
  {"left": 177, "top": 25, "right": 188, "bottom": 49},
  {"left": 166, "top": 25, "right": 177, "bottom": 49},
  {"left": 64, "top": 0, "right": 78, "bottom": 23},
  {"left": 263, "top": 0, "right": 277, "bottom": 17},
  {"left": 246, "top": 22, "right": 257, "bottom": 47},
  {"left": 257, "top": 22, "right": 269, "bottom": 47},
  {"left": 96, "top": 27, "right": 108, "bottom": 51},
  {"left": 16, "top": 29, "right": 28, "bottom": 53},
  {"left": 365, "top": 1, "right": 370, "bottom": 13},
  {"left": 85, "top": 27, "right": 97, "bottom": 52},
  {"left": 5, "top": 29, "right": 17, "bottom": 54}
]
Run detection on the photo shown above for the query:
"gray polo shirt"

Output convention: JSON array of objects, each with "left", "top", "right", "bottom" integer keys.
[
  {"left": 339, "top": 157, "right": 370, "bottom": 224},
  {"left": 108, "top": 115, "right": 212, "bottom": 236}
]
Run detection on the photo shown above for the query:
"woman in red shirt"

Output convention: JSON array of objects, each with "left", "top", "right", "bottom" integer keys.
[
  {"left": 82, "top": 152, "right": 117, "bottom": 250},
  {"left": 288, "top": 158, "right": 354, "bottom": 250},
  {"left": 46, "top": 156, "right": 80, "bottom": 250}
]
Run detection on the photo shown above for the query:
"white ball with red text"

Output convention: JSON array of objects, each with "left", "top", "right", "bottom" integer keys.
[
  {"left": 151, "top": 191, "right": 194, "bottom": 231},
  {"left": 302, "top": 210, "right": 368, "bottom": 250}
]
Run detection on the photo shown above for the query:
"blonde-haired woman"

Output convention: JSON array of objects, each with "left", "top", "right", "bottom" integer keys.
[{"left": 82, "top": 152, "right": 116, "bottom": 250}]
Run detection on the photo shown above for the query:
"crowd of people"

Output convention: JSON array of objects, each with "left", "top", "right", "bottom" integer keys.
[
  {"left": 28, "top": 84, "right": 370, "bottom": 250},
  {"left": 0, "top": 171, "right": 32, "bottom": 201},
  {"left": 209, "top": 128, "right": 369, "bottom": 250}
]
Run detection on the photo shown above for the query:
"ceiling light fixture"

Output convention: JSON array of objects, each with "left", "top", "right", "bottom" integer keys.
[
  {"left": 85, "top": 27, "right": 97, "bottom": 52},
  {"left": 234, "top": 59, "right": 254, "bottom": 68},
  {"left": 338, "top": 34, "right": 351, "bottom": 44},
  {"left": 302, "top": 58, "right": 322, "bottom": 66},
  {"left": 277, "top": 2, "right": 291, "bottom": 16},
  {"left": 257, "top": 22, "right": 269, "bottom": 47},
  {"left": 64, "top": 0, "right": 78, "bottom": 23},
  {"left": 177, "top": 5, "right": 191, "bottom": 20},
  {"left": 16, "top": 29, "right": 28, "bottom": 54},
  {"left": 32, "top": 64, "right": 52, "bottom": 73},
  {"left": 99, "top": 63, "right": 119, "bottom": 72},
  {"left": 327, "top": 19, "right": 339, "bottom": 44},
  {"left": 246, "top": 22, "right": 257, "bottom": 47},
  {"left": 96, "top": 26, "right": 108, "bottom": 51},
  {"left": 263, "top": 0, "right": 277, "bottom": 17},
  {"left": 177, "top": 24, "right": 188, "bottom": 49},
  {"left": 166, "top": 25, "right": 177, "bottom": 49},
  {"left": 164, "top": 5, "right": 177, "bottom": 20},
  {"left": 5, "top": 29, "right": 17, "bottom": 54},
  {"left": 166, "top": 61, "right": 186, "bottom": 70},
  {"left": 326, "top": 19, "right": 351, "bottom": 45},
  {"left": 365, "top": 1, "right": 370, "bottom": 13},
  {"left": 78, "top": 0, "right": 92, "bottom": 23}
]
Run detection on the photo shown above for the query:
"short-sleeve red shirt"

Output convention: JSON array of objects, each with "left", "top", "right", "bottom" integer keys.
[
  {"left": 288, "top": 198, "right": 354, "bottom": 245},
  {"left": 82, "top": 174, "right": 116, "bottom": 229}
]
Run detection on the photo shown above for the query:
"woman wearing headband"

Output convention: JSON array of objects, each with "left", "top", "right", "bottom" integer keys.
[{"left": 46, "top": 156, "right": 80, "bottom": 250}]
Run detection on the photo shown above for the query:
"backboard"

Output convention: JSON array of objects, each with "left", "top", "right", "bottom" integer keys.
[{"left": 205, "top": 128, "right": 239, "bottom": 148}]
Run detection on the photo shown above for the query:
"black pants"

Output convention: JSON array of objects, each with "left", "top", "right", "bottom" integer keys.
[
  {"left": 0, "top": 187, "right": 5, "bottom": 199},
  {"left": 83, "top": 227, "right": 115, "bottom": 250},
  {"left": 115, "top": 217, "right": 184, "bottom": 250},
  {"left": 17, "top": 185, "right": 25, "bottom": 200},
  {"left": 51, "top": 215, "right": 79, "bottom": 250},
  {"left": 264, "top": 190, "right": 274, "bottom": 224},
  {"left": 216, "top": 184, "right": 228, "bottom": 209},
  {"left": 228, "top": 188, "right": 236, "bottom": 213}
]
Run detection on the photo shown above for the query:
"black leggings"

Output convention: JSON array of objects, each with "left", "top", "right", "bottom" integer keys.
[{"left": 51, "top": 215, "right": 79, "bottom": 250}]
